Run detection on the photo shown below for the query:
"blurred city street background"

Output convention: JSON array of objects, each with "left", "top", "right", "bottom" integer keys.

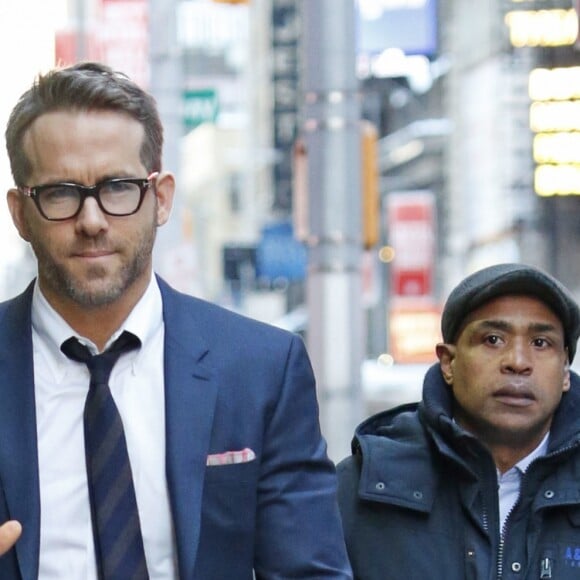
[{"left": 1, "top": 0, "right": 579, "bottom": 460}]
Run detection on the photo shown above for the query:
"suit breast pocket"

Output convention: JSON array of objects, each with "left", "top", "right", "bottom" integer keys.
[
  {"left": 202, "top": 459, "right": 259, "bottom": 530},
  {"left": 197, "top": 459, "right": 259, "bottom": 571}
]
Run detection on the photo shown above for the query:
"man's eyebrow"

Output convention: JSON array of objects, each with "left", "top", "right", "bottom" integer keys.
[
  {"left": 527, "top": 321, "right": 561, "bottom": 334},
  {"left": 475, "top": 319, "right": 560, "bottom": 334},
  {"left": 474, "top": 320, "right": 511, "bottom": 332}
]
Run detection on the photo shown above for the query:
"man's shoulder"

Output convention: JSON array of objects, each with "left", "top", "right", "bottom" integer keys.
[
  {"left": 338, "top": 404, "right": 426, "bottom": 474},
  {"left": 0, "top": 283, "right": 34, "bottom": 323},
  {"left": 337, "top": 404, "right": 442, "bottom": 512},
  {"left": 157, "top": 276, "right": 300, "bottom": 346}
]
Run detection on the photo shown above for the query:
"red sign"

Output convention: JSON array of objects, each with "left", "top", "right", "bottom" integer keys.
[
  {"left": 55, "top": 30, "right": 102, "bottom": 66},
  {"left": 387, "top": 192, "right": 436, "bottom": 298},
  {"left": 99, "top": 0, "right": 149, "bottom": 88},
  {"left": 55, "top": 1, "right": 149, "bottom": 88}
]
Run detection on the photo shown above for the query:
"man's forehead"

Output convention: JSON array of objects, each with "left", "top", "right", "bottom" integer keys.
[{"left": 458, "top": 294, "right": 565, "bottom": 335}]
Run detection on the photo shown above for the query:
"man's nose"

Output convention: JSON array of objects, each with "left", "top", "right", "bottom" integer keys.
[
  {"left": 74, "top": 197, "right": 109, "bottom": 235},
  {"left": 501, "top": 339, "right": 532, "bottom": 374}
]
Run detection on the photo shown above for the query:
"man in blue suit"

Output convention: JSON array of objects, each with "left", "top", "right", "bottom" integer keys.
[{"left": 0, "top": 62, "right": 351, "bottom": 579}]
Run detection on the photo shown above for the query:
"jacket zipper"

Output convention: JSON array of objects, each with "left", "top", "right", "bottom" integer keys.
[
  {"left": 497, "top": 508, "right": 513, "bottom": 580},
  {"left": 482, "top": 501, "right": 507, "bottom": 580},
  {"left": 497, "top": 537, "right": 504, "bottom": 579},
  {"left": 540, "top": 557, "right": 552, "bottom": 579}
]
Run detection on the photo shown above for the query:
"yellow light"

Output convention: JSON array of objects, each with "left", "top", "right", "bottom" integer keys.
[
  {"left": 534, "top": 134, "right": 580, "bottom": 164},
  {"left": 529, "top": 67, "right": 580, "bottom": 101},
  {"left": 535, "top": 164, "right": 580, "bottom": 196},
  {"left": 505, "top": 9, "right": 578, "bottom": 47},
  {"left": 378, "top": 246, "right": 396, "bottom": 263},
  {"left": 530, "top": 102, "right": 580, "bottom": 133},
  {"left": 361, "top": 121, "right": 380, "bottom": 250}
]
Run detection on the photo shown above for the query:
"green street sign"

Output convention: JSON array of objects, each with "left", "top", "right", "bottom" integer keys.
[{"left": 183, "top": 89, "right": 219, "bottom": 129}]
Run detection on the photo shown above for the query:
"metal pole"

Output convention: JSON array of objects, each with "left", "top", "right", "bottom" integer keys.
[
  {"left": 148, "top": 0, "right": 183, "bottom": 269},
  {"left": 300, "top": 0, "right": 364, "bottom": 462}
]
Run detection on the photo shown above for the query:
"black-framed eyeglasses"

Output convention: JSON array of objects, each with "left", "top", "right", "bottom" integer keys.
[{"left": 18, "top": 172, "right": 158, "bottom": 221}]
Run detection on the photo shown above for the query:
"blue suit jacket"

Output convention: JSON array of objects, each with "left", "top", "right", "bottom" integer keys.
[{"left": 0, "top": 277, "right": 352, "bottom": 579}]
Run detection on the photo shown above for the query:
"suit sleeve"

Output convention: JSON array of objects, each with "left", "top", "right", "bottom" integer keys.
[{"left": 253, "top": 335, "right": 353, "bottom": 579}]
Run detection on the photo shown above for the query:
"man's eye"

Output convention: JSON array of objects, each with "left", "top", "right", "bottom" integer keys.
[
  {"left": 41, "top": 186, "right": 78, "bottom": 203},
  {"left": 484, "top": 335, "right": 501, "bottom": 345},
  {"left": 533, "top": 338, "right": 549, "bottom": 348},
  {"left": 101, "top": 181, "right": 134, "bottom": 194}
]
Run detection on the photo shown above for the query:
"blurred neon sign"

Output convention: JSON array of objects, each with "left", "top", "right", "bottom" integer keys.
[
  {"left": 529, "top": 66, "right": 580, "bottom": 196},
  {"left": 505, "top": 9, "right": 578, "bottom": 47}
]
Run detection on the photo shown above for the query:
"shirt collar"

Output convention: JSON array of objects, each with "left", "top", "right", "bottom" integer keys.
[{"left": 513, "top": 431, "right": 549, "bottom": 474}]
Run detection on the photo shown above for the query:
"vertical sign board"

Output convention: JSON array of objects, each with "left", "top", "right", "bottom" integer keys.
[
  {"left": 387, "top": 191, "right": 436, "bottom": 298},
  {"left": 387, "top": 191, "right": 439, "bottom": 363},
  {"left": 99, "top": 0, "right": 149, "bottom": 88},
  {"left": 271, "top": 0, "right": 301, "bottom": 212}
]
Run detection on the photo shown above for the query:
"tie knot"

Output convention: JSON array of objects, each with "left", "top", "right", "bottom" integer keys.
[{"left": 61, "top": 331, "right": 141, "bottom": 385}]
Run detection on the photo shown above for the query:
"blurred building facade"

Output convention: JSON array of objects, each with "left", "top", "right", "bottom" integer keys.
[
  {"left": 441, "top": 0, "right": 580, "bottom": 297},
  {"left": 3, "top": 0, "right": 580, "bottom": 365}
]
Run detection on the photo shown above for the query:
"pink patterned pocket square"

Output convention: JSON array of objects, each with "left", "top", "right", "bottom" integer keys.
[{"left": 206, "top": 448, "right": 256, "bottom": 466}]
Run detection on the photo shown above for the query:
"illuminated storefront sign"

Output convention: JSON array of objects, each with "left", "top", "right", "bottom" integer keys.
[
  {"left": 529, "top": 66, "right": 580, "bottom": 196},
  {"left": 505, "top": 8, "right": 578, "bottom": 47},
  {"left": 389, "top": 303, "right": 441, "bottom": 363}
]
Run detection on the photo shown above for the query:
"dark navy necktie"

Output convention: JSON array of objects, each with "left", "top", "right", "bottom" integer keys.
[{"left": 61, "top": 331, "right": 149, "bottom": 580}]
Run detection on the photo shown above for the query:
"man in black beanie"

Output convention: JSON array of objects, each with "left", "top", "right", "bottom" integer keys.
[{"left": 337, "top": 263, "right": 580, "bottom": 580}]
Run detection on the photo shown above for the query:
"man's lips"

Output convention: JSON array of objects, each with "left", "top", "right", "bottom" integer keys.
[
  {"left": 494, "top": 385, "right": 536, "bottom": 406},
  {"left": 73, "top": 249, "right": 114, "bottom": 259}
]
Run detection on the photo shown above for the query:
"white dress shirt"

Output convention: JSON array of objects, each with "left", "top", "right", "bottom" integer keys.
[
  {"left": 31, "top": 277, "right": 178, "bottom": 579},
  {"left": 497, "top": 432, "right": 548, "bottom": 535}
]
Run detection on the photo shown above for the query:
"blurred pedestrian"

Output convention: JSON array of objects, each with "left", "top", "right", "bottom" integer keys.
[
  {"left": 0, "top": 61, "right": 351, "bottom": 580},
  {"left": 338, "top": 263, "right": 580, "bottom": 579}
]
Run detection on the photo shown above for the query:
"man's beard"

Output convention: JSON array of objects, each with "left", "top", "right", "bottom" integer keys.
[{"left": 29, "top": 222, "right": 157, "bottom": 309}]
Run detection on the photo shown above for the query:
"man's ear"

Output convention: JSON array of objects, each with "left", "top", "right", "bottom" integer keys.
[
  {"left": 436, "top": 343, "right": 456, "bottom": 385},
  {"left": 7, "top": 188, "right": 31, "bottom": 242},
  {"left": 153, "top": 171, "right": 175, "bottom": 227},
  {"left": 562, "top": 358, "right": 571, "bottom": 393}
]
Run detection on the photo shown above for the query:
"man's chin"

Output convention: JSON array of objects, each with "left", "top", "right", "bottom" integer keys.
[{"left": 64, "top": 278, "right": 124, "bottom": 308}]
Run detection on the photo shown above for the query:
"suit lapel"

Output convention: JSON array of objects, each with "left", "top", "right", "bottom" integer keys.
[
  {"left": 0, "top": 284, "right": 40, "bottom": 580},
  {"left": 0, "top": 279, "right": 220, "bottom": 580},
  {"left": 159, "top": 279, "right": 218, "bottom": 580}
]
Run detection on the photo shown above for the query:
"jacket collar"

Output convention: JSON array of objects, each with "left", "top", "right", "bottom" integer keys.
[{"left": 352, "top": 362, "right": 580, "bottom": 512}]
